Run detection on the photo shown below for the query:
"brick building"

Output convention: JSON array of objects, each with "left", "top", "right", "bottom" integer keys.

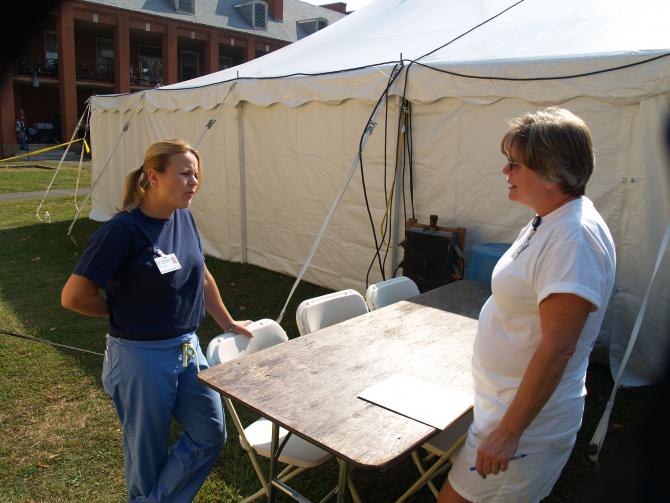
[{"left": 0, "top": 0, "right": 347, "bottom": 156}]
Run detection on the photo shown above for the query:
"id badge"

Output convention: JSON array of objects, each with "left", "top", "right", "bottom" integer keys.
[{"left": 154, "top": 254, "right": 182, "bottom": 274}]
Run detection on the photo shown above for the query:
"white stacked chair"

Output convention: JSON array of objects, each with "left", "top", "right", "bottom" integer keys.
[
  {"left": 206, "top": 319, "right": 332, "bottom": 503},
  {"left": 365, "top": 276, "right": 420, "bottom": 311},
  {"left": 294, "top": 290, "right": 368, "bottom": 502},
  {"left": 295, "top": 289, "right": 369, "bottom": 336}
]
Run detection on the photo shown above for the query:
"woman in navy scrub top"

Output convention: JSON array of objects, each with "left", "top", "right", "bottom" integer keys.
[{"left": 62, "top": 139, "right": 251, "bottom": 502}]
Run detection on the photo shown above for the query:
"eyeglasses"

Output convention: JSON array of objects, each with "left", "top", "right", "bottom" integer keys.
[{"left": 506, "top": 157, "right": 523, "bottom": 170}]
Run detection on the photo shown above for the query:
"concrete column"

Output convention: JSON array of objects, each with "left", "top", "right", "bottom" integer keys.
[
  {"left": 162, "top": 24, "right": 178, "bottom": 84},
  {"left": 114, "top": 12, "right": 130, "bottom": 93},
  {"left": 57, "top": 1, "right": 78, "bottom": 140},
  {"left": 204, "top": 30, "right": 219, "bottom": 75},
  {"left": 245, "top": 37, "right": 256, "bottom": 62},
  {"left": 0, "top": 76, "right": 16, "bottom": 156}
]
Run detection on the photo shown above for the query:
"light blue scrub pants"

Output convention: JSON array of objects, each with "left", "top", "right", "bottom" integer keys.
[{"left": 102, "top": 332, "right": 226, "bottom": 503}]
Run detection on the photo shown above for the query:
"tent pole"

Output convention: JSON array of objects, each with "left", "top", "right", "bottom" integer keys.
[
  {"left": 390, "top": 97, "right": 406, "bottom": 277},
  {"left": 237, "top": 102, "right": 248, "bottom": 264}
]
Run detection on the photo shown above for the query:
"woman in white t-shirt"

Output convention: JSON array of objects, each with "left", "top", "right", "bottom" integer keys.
[{"left": 439, "top": 108, "right": 616, "bottom": 503}]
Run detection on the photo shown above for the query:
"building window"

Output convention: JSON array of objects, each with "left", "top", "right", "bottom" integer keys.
[
  {"left": 234, "top": 1, "right": 268, "bottom": 30},
  {"left": 297, "top": 18, "right": 329, "bottom": 39},
  {"left": 96, "top": 38, "right": 114, "bottom": 78},
  {"left": 180, "top": 50, "right": 199, "bottom": 81},
  {"left": 174, "top": 0, "right": 195, "bottom": 13},
  {"left": 135, "top": 45, "right": 163, "bottom": 86},
  {"left": 219, "top": 55, "right": 233, "bottom": 71},
  {"left": 44, "top": 31, "right": 58, "bottom": 68}
]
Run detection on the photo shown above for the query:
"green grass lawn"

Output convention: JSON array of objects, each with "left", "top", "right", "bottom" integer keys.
[
  {"left": 0, "top": 162, "right": 92, "bottom": 193},
  {"left": 0, "top": 170, "right": 656, "bottom": 502}
]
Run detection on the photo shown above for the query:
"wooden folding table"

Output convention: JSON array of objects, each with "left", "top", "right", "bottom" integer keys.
[{"left": 199, "top": 279, "right": 490, "bottom": 502}]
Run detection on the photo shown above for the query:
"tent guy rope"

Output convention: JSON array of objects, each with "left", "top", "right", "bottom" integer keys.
[
  {"left": 35, "top": 102, "right": 91, "bottom": 222},
  {"left": 67, "top": 92, "right": 147, "bottom": 239},
  {"left": 588, "top": 217, "right": 670, "bottom": 462},
  {"left": 275, "top": 62, "right": 403, "bottom": 324}
]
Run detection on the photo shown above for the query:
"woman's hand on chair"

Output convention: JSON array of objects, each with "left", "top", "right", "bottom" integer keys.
[{"left": 230, "top": 320, "right": 253, "bottom": 338}]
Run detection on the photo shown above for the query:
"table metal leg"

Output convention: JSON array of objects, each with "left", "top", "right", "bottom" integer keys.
[
  {"left": 336, "top": 459, "right": 349, "bottom": 503},
  {"left": 268, "top": 422, "right": 280, "bottom": 503}
]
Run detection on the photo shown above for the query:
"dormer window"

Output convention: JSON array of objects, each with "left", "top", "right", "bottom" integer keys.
[
  {"left": 174, "top": 0, "right": 195, "bottom": 14},
  {"left": 234, "top": 0, "right": 268, "bottom": 30},
  {"left": 296, "top": 18, "right": 329, "bottom": 39}
]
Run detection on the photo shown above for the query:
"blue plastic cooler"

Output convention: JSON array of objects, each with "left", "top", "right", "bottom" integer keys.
[{"left": 465, "top": 243, "right": 511, "bottom": 285}]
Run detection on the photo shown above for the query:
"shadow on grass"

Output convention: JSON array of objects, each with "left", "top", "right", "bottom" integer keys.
[{"left": 0, "top": 218, "right": 106, "bottom": 375}]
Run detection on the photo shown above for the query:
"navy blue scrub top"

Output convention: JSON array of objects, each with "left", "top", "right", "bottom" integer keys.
[{"left": 74, "top": 208, "right": 205, "bottom": 341}]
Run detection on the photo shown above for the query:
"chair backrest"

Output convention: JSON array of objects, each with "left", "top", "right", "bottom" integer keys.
[
  {"left": 365, "top": 276, "right": 420, "bottom": 310},
  {"left": 206, "top": 319, "right": 288, "bottom": 366},
  {"left": 295, "top": 289, "right": 369, "bottom": 336}
]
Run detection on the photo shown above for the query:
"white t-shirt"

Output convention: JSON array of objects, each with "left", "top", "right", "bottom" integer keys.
[{"left": 472, "top": 196, "right": 616, "bottom": 443}]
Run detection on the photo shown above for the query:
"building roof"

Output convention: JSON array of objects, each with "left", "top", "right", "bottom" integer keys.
[{"left": 81, "top": 0, "right": 347, "bottom": 43}]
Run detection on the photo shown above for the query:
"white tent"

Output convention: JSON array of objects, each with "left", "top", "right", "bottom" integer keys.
[{"left": 88, "top": 0, "right": 670, "bottom": 385}]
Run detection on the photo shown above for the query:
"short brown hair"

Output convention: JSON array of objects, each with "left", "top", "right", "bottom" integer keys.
[
  {"left": 501, "top": 107, "right": 594, "bottom": 196},
  {"left": 121, "top": 138, "right": 201, "bottom": 212}
]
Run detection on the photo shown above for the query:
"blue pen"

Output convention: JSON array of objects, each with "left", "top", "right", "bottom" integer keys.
[{"left": 469, "top": 453, "right": 527, "bottom": 471}]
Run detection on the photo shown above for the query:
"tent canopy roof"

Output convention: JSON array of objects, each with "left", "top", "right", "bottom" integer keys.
[{"left": 92, "top": 0, "right": 670, "bottom": 111}]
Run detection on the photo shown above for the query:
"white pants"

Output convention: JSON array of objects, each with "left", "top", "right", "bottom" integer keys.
[{"left": 448, "top": 423, "right": 575, "bottom": 503}]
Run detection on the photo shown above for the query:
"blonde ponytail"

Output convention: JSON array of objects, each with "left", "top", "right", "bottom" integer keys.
[{"left": 121, "top": 165, "right": 149, "bottom": 212}]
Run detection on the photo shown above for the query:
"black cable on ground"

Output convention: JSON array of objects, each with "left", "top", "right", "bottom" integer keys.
[{"left": 1, "top": 328, "right": 103, "bottom": 357}]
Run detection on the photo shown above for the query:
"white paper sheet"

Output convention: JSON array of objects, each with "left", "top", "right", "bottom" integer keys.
[{"left": 358, "top": 373, "right": 472, "bottom": 429}]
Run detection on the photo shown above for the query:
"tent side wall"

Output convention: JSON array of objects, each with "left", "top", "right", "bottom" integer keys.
[
  {"left": 90, "top": 100, "right": 244, "bottom": 264},
  {"left": 607, "top": 94, "right": 670, "bottom": 385},
  {"left": 89, "top": 80, "right": 670, "bottom": 386},
  {"left": 241, "top": 99, "right": 401, "bottom": 291}
]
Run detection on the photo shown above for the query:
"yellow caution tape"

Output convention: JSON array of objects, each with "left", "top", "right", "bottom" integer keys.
[
  {"left": 0, "top": 138, "right": 86, "bottom": 163},
  {"left": 83, "top": 138, "right": 90, "bottom": 154}
]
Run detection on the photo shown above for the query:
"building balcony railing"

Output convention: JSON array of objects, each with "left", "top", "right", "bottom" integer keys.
[
  {"left": 16, "top": 57, "right": 59, "bottom": 78},
  {"left": 76, "top": 61, "right": 114, "bottom": 82},
  {"left": 15, "top": 58, "right": 167, "bottom": 88},
  {"left": 16, "top": 58, "right": 114, "bottom": 82},
  {"left": 130, "top": 65, "right": 163, "bottom": 87}
]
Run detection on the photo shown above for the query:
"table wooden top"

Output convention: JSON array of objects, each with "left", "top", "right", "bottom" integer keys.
[{"left": 199, "top": 280, "right": 491, "bottom": 470}]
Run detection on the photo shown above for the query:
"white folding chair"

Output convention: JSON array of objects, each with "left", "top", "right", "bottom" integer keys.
[
  {"left": 294, "top": 290, "right": 367, "bottom": 501},
  {"left": 295, "top": 289, "right": 369, "bottom": 336},
  {"left": 365, "top": 276, "right": 420, "bottom": 311},
  {"left": 207, "top": 319, "right": 333, "bottom": 503},
  {"left": 396, "top": 409, "right": 473, "bottom": 502}
]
